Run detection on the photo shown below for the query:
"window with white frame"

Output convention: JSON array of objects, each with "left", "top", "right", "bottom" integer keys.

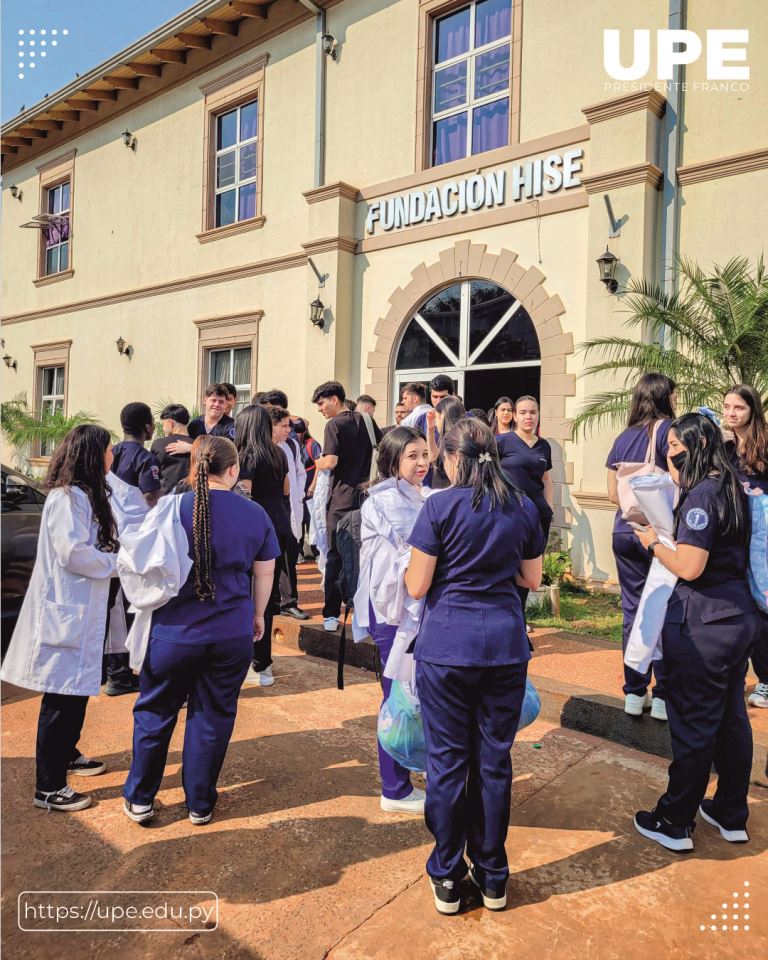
[
  {"left": 39, "top": 365, "right": 65, "bottom": 456},
  {"left": 214, "top": 100, "right": 259, "bottom": 227},
  {"left": 208, "top": 347, "right": 251, "bottom": 413},
  {"left": 44, "top": 181, "right": 71, "bottom": 275},
  {"left": 431, "top": 0, "right": 512, "bottom": 167}
]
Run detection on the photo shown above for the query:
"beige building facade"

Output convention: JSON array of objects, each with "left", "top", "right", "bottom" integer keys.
[{"left": 2, "top": 0, "right": 767, "bottom": 585}]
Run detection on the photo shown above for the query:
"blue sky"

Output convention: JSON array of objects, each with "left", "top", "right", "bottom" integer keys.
[{"left": 2, "top": 0, "right": 192, "bottom": 123}]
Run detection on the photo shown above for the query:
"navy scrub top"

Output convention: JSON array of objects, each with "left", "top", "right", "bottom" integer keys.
[
  {"left": 606, "top": 420, "right": 671, "bottom": 535},
  {"left": 726, "top": 439, "right": 768, "bottom": 491},
  {"left": 496, "top": 432, "right": 553, "bottom": 522},
  {"left": 151, "top": 490, "right": 280, "bottom": 643},
  {"left": 408, "top": 486, "right": 546, "bottom": 667}
]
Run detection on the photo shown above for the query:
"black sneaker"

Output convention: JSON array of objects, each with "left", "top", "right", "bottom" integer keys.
[
  {"left": 123, "top": 800, "right": 156, "bottom": 825},
  {"left": 189, "top": 810, "right": 213, "bottom": 826},
  {"left": 280, "top": 606, "right": 311, "bottom": 621},
  {"left": 429, "top": 877, "right": 461, "bottom": 915},
  {"left": 104, "top": 676, "right": 140, "bottom": 697},
  {"left": 634, "top": 809, "right": 694, "bottom": 851},
  {"left": 34, "top": 786, "right": 91, "bottom": 812},
  {"left": 67, "top": 754, "right": 106, "bottom": 777},
  {"left": 699, "top": 800, "right": 749, "bottom": 843},
  {"left": 468, "top": 864, "right": 507, "bottom": 910}
]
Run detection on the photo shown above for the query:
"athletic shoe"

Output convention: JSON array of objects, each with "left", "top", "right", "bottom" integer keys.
[
  {"left": 323, "top": 617, "right": 339, "bottom": 632},
  {"left": 624, "top": 691, "right": 652, "bottom": 716},
  {"left": 380, "top": 788, "right": 425, "bottom": 814},
  {"left": 258, "top": 665, "right": 275, "bottom": 687},
  {"left": 281, "top": 606, "right": 311, "bottom": 621},
  {"left": 123, "top": 800, "right": 156, "bottom": 825},
  {"left": 67, "top": 754, "right": 106, "bottom": 777},
  {"left": 34, "top": 786, "right": 91, "bottom": 812},
  {"left": 429, "top": 877, "right": 461, "bottom": 915},
  {"left": 748, "top": 681, "right": 768, "bottom": 708},
  {"left": 468, "top": 864, "right": 507, "bottom": 910},
  {"left": 104, "top": 676, "right": 140, "bottom": 697},
  {"left": 699, "top": 800, "right": 749, "bottom": 843},
  {"left": 296, "top": 555, "right": 306, "bottom": 565},
  {"left": 189, "top": 810, "right": 213, "bottom": 826},
  {"left": 633, "top": 809, "right": 694, "bottom": 851},
  {"left": 650, "top": 698, "right": 668, "bottom": 721}
]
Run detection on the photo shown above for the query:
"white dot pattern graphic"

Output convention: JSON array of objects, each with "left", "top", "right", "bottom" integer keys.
[{"left": 701, "top": 882, "right": 753, "bottom": 933}]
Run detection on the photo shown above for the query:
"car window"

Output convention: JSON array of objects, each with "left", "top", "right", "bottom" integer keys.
[{"left": 1, "top": 471, "right": 42, "bottom": 507}]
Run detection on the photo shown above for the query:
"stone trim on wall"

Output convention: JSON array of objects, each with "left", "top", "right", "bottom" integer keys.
[
  {"left": 582, "top": 88, "right": 666, "bottom": 124},
  {"left": 677, "top": 147, "right": 768, "bottom": 186},
  {"left": 581, "top": 162, "right": 663, "bottom": 194},
  {"left": 303, "top": 182, "right": 359, "bottom": 204},
  {"left": 361, "top": 239, "right": 575, "bottom": 525}
]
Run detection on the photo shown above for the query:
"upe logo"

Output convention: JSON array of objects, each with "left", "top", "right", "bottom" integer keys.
[{"left": 603, "top": 30, "right": 749, "bottom": 81}]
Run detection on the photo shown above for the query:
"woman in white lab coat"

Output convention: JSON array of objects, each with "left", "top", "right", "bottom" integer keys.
[{"left": 2, "top": 425, "right": 126, "bottom": 812}]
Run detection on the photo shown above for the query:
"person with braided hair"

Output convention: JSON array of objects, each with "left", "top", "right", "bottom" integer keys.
[
  {"left": 2, "top": 425, "right": 127, "bottom": 813},
  {"left": 123, "top": 436, "right": 279, "bottom": 826}
]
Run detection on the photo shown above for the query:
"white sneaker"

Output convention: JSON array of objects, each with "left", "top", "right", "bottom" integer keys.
[
  {"left": 624, "top": 691, "right": 652, "bottom": 716},
  {"left": 650, "top": 698, "right": 667, "bottom": 721},
  {"left": 380, "top": 788, "right": 425, "bottom": 814},
  {"left": 748, "top": 682, "right": 768, "bottom": 708},
  {"left": 323, "top": 617, "right": 339, "bottom": 632},
  {"left": 258, "top": 666, "right": 275, "bottom": 687}
]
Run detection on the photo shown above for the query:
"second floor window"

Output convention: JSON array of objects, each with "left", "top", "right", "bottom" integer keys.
[
  {"left": 215, "top": 100, "right": 258, "bottom": 227},
  {"left": 44, "top": 181, "right": 71, "bottom": 275},
  {"left": 431, "top": 0, "right": 512, "bottom": 167}
]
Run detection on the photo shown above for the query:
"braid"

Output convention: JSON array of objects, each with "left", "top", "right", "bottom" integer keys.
[{"left": 192, "top": 454, "right": 215, "bottom": 601}]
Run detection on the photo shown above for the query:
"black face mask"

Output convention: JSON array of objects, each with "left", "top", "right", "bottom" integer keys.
[{"left": 670, "top": 450, "right": 687, "bottom": 470}]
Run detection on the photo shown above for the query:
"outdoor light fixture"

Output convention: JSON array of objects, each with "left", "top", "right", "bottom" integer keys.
[
  {"left": 596, "top": 246, "right": 619, "bottom": 294},
  {"left": 3, "top": 354, "right": 18, "bottom": 371},
  {"left": 121, "top": 130, "right": 137, "bottom": 151},
  {"left": 321, "top": 33, "right": 338, "bottom": 60},
  {"left": 9, "top": 184, "right": 22, "bottom": 201},
  {"left": 116, "top": 336, "right": 132, "bottom": 357},
  {"left": 310, "top": 298, "right": 325, "bottom": 329}
]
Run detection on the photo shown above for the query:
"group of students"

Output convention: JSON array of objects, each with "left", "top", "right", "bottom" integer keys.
[{"left": 2, "top": 370, "right": 766, "bottom": 917}]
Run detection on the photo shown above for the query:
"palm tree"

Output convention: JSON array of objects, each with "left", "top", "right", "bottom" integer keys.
[
  {"left": 572, "top": 256, "right": 768, "bottom": 437},
  {"left": 1, "top": 393, "right": 102, "bottom": 467}
]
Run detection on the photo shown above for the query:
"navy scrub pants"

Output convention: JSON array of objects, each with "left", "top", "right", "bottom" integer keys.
[
  {"left": 416, "top": 660, "right": 528, "bottom": 886},
  {"left": 612, "top": 531, "right": 665, "bottom": 699},
  {"left": 36, "top": 693, "right": 89, "bottom": 792},
  {"left": 124, "top": 633, "right": 251, "bottom": 814},
  {"left": 656, "top": 598, "right": 758, "bottom": 828}
]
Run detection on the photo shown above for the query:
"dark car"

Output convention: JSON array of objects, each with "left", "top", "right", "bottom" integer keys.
[{"left": 1, "top": 466, "right": 46, "bottom": 656}]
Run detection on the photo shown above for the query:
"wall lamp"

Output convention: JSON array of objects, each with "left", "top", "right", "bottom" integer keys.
[
  {"left": 310, "top": 298, "right": 325, "bottom": 329},
  {"left": 9, "top": 184, "right": 23, "bottom": 201},
  {"left": 116, "top": 336, "right": 133, "bottom": 358},
  {"left": 121, "top": 130, "right": 137, "bottom": 151},
  {"left": 3, "top": 353, "right": 18, "bottom": 371},
  {"left": 321, "top": 33, "right": 338, "bottom": 60},
  {"left": 596, "top": 246, "right": 620, "bottom": 294}
]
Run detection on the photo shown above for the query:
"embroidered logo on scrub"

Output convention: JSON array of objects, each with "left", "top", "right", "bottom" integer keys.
[{"left": 686, "top": 507, "right": 709, "bottom": 531}]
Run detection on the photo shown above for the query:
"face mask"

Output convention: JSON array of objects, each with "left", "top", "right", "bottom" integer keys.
[{"left": 670, "top": 450, "right": 687, "bottom": 470}]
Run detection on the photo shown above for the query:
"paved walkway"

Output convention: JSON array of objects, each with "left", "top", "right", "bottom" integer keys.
[{"left": 2, "top": 644, "right": 767, "bottom": 959}]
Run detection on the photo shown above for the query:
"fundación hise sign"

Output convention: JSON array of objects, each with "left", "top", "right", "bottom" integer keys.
[{"left": 365, "top": 148, "right": 584, "bottom": 235}]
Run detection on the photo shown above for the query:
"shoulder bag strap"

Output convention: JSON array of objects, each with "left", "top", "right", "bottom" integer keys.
[
  {"left": 361, "top": 412, "right": 378, "bottom": 450},
  {"left": 645, "top": 420, "right": 662, "bottom": 464}
]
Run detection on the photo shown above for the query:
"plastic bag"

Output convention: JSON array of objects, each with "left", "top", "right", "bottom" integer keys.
[
  {"left": 518, "top": 679, "right": 541, "bottom": 731},
  {"left": 748, "top": 494, "right": 768, "bottom": 613},
  {"left": 377, "top": 681, "right": 427, "bottom": 772}
]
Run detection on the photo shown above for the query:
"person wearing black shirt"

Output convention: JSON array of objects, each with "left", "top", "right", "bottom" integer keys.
[
  {"left": 311, "top": 380, "right": 382, "bottom": 630},
  {"left": 188, "top": 384, "right": 236, "bottom": 440},
  {"left": 151, "top": 404, "right": 192, "bottom": 496}
]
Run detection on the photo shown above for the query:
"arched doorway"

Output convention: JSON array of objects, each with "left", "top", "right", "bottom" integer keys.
[{"left": 393, "top": 279, "right": 540, "bottom": 412}]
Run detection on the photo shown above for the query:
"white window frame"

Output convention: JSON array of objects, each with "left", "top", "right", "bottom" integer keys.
[
  {"left": 214, "top": 100, "right": 259, "bottom": 228},
  {"left": 39, "top": 365, "right": 65, "bottom": 457},
  {"left": 208, "top": 346, "right": 252, "bottom": 413},
  {"left": 44, "top": 181, "right": 71, "bottom": 276},
  {"left": 430, "top": 0, "right": 513, "bottom": 165}
]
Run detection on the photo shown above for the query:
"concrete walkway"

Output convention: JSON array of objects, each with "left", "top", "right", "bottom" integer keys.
[{"left": 2, "top": 644, "right": 767, "bottom": 959}]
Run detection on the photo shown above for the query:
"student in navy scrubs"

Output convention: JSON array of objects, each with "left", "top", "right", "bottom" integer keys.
[
  {"left": 722, "top": 384, "right": 768, "bottom": 709},
  {"left": 425, "top": 395, "right": 466, "bottom": 490},
  {"left": 123, "top": 436, "right": 279, "bottom": 826},
  {"left": 633, "top": 413, "right": 759, "bottom": 851},
  {"left": 405, "top": 418, "right": 544, "bottom": 915},
  {"left": 495, "top": 396, "right": 553, "bottom": 614},
  {"left": 605, "top": 373, "right": 676, "bottom": 719},
  {"left": 489, "top": 396, "right": 515, "bottom": 436}
]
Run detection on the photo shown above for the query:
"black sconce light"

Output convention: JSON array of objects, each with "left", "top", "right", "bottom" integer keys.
[
  {"left": 3, "top": 353, "right": 18, "bottom": 371},
  {"left": 121, "top": 130, "right": 137, "bottom": 151},
  {"left": 321, "top": 34, "right": 338, "bottom": 60},
  {"left": 310, "top": 298, "right": 325, "bottom": 329},
  {"left": 10, "top": 184, "right": 22, "bottom": 201},
  {"left": 116, "top": 336, "right": 133, "bottom": 357},
  {"left": 596, "top": 246, "right": 619, "bottom": 293}
]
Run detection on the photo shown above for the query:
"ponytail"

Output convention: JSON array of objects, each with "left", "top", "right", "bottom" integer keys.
[{"left": 441, "top": 418, "right": 518, "bottom": 511}]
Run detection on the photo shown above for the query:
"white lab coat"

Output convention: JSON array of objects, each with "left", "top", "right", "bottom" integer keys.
[
  {"left": 280, "top": 438, "right": 306, "bottom": 541},
  {"left": 308, "top": 469, "right": 331, "bottom": 575},
  {"left": 106, "top": 470, "right": 150, "bottom": 534},
  {"left": 117, "top": 495, "right": 193, "bottom": 673},
  {"left": 2, "top": 486, "right": 127, "bottom": 697}
]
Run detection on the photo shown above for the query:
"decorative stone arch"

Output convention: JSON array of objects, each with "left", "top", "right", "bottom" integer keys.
[{"left": 362, "top": 238, "right": 576, "bottom": 526}]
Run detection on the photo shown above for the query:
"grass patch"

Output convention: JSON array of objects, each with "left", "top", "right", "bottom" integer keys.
[{"left": 528, "top": 583, "right": 623, "bottom": 643}]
